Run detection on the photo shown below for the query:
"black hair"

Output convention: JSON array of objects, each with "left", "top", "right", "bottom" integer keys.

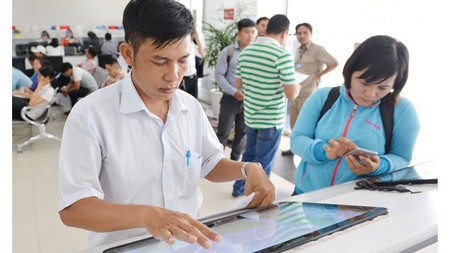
[
  {"left": 343, "top": 35, "right": 409, "bottom": 103},
  {"left": 87, "top": 46, "right": 98, "bottom": 57},
  {"left": 256, "top": 17, "right": 269, "bottom": 25},
  {"left": 60, "top": 62, "right": 73, "bottom": 73},
  {"left": 40, "top": 57, "right": 52, "bottom": 67},
  {"left": 66, "top": 29, "right": 74, "bottom": 38},
  {"left": 122, "top": 0, "right": 195, "bottom": 52},
  {"left": 105, "top": 57, "right": 120, "bottom": 66},
  {"left": 28, "top": 54, "right": 37, "bottom": 62},
  {"left": 266, "top": 14, "right": 290, "bottom": 35},
  {"left": 50, "top": 38, "right": 59, "bottom": 47},
  {"left": 41, "top": 30, "right": 50, "bottom": 38},
  {"left": 295, "top": 23, "right": 313, "bottom": 34},
  {"left": 87, "top": 31, "right": 99, "bottom": 40},
  {"left": 39, "top": 65, "right": 55, "bottom": 79},
  {"left": 105, "top": 33, "right": 112, "bottom": 41},
  {"left": 237, "top": 18, "right": 256, "bottom": 31}
]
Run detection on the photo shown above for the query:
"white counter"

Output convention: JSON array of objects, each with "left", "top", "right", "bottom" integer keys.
[
  {"left": 76, "top": 176, "right": 437, "bottom": 253},
  {"left": 285, "top": 182, "right": 437, "bottom": 252}
]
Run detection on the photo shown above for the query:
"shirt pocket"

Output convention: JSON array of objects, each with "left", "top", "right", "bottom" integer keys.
[{"left": 183, "top": 152, "right": 203, "bottom": 196}]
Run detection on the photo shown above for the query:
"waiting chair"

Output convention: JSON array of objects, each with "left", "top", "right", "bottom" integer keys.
[
  {"left": 92, "top": 66, "right": 109, "bottom": 88},
  {"left": 15, "top": 98, "right": 61, "bottom": 153}
]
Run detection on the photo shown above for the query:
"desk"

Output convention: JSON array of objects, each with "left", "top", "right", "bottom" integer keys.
[
  {"left": 76, "top": 164, "right": 438, "bottom": 253},
  {"left": 284, "top": 181, "right": 437, "bottom": 252}
]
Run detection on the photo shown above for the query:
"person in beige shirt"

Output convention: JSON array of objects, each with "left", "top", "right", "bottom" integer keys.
[
  {"left": 283, "top": 22, "right": 338, "bottom": 156},
  {"left": 101, "top": 58, "right": 126, "bottom": 88}
]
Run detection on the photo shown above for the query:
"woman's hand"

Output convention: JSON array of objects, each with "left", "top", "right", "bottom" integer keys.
[
  {"left": 323, "top": 137, "right": 356, "bottom": 160},
  {"left": 345, "top": 154, "right": 380, "bottom": 175}
]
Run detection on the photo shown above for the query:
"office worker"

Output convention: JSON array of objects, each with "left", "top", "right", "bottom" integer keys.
[
  {"left": 215, "top": 18, "right": 257, "bottom": 162},
  {"left": 58, "top": 0, "right": 275, "bottom": 249},
  {"left": 290, "top": 35, "right": 420, "bottom": 195}
]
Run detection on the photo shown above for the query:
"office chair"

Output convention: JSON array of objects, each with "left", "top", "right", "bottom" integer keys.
[
  {"left": 14, "top": 96, "right": 61, "bottom": 153},
  {"left": 92, "top": 66, "right": 109, "bottom": 88},
  {"left": 46, "top": 56, "right": 63, "bottom": 73},
  {"left": 12, "top": 57, "right": 27, "bottom": 73},
  {"left": 15, "top": 44, "right": 29, "bottom": 57}
]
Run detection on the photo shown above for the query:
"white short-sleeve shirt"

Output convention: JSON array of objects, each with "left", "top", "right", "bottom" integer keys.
[
  {"left": 58, "top": 72, "right": 224, "bottom": 247},
  {"left": 72, "top": 66, "right": 98, "bottom": 92},
  {"left": 25, "top": 83, "right": 55, "bottom": 120}
]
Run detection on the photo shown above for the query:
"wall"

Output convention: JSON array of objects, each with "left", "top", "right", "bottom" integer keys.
[
  {"left": 12, "top": 0, "right": 128, "bottom": 26},
  {"left": 286, "top": 0, "right": 449, "bottom": 163}
]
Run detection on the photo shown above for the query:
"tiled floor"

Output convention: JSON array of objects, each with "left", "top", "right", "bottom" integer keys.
[{"left": 12, "top": 104, "right": 296, "bottom": 253}]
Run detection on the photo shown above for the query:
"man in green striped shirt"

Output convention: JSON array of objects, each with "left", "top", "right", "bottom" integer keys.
[{"left": 233, "top": 14, "right": 299, "bottom": 197}]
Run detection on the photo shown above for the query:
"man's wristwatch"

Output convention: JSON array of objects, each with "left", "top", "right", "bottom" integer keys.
[{"left": 240, "top": 162, "right": 263, "bottom": 178}]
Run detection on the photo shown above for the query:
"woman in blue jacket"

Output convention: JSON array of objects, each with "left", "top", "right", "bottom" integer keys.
[{"left": 290, "top": 35, "right": 420, "bottom": 194}]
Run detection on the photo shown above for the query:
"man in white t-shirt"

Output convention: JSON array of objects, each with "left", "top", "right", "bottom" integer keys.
[{"left": 59, "top": 62, "right": 98, "bottom": 108}]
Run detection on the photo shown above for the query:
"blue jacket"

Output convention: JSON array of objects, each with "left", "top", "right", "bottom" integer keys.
[{"left": 291, "top": 85, "right": 420, "bottom": 193}]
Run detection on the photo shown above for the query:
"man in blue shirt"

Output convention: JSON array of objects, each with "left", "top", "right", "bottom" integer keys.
[{"left": 215, "top": 18, "right": 257, "bottom": 162}]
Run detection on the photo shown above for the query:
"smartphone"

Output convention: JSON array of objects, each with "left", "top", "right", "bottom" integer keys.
[{"left": 345, "top": 147, "right": 378, "bottom": 157}]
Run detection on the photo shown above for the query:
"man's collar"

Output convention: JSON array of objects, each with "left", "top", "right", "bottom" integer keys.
[
  {"left": 256, "top": 36, "right": 281, "bottom": 47},
  {"left": 120, "top": 72, "right": 146, "bottom": 113},
  {"left": 120, "top": 71, "right": 189, "bottom": 115},
  {"left": 300, "top": 41, "right": 312, "bottom": 50}
]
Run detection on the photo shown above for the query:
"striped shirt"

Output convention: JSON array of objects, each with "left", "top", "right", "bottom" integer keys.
[{"left": 236, "top": 37, "right": 296, "bottom": 129}]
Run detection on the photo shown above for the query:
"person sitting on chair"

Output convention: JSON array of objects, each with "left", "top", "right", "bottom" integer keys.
[
  {"left": 13, "top": 65, "right": 56, "bottom": 120},
  {"left": 77, "top": 47, "right": 98, "bottom": 74},
  {"left": 58, "top": 62, "right": 98, "bottom": 109},
  {"left": 101, "top": 57, "right": 126, "bottom": 88}
]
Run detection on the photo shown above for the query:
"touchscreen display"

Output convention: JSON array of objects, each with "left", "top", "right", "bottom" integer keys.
[
  {"left": 362, "top": 159, "right": 438, "bottom": 185},
  {"left": 104, "top": 202, "right": 387, "bottom": 253}
]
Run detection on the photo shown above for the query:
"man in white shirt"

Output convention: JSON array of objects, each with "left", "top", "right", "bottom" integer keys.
[
  {"left": 58, "top": 0, "right": 275, "bottom": 250},
  {"left": 59, "top": 62, "right": 98, "bottom": 107}
]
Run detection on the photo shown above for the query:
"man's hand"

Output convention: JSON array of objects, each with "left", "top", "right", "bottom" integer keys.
[
  {"left": 144, "top": 206, "right": 222, "bottom": 249},
  {"left": 60, "top": 86, "right": 68, "bottom": 96},
  {"left": 233, "top": 90, "right": 244, "bottom": 101},
  {"left": 244, "top": 163, "right": 275, "bottom": 208}
]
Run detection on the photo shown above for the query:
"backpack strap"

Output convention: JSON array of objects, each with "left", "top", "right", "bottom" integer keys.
[
  {"left": 318, "top": 86, "right": 340, "bottom": 122},
  {"left": 379, "top": 93, "right": 395, "bottom": 153},
  {"left": 226, "top": 44, "right": 235, "bottom": 66},
  {"left": 318, "top": 86, "right": 394, "bottom": 154}
]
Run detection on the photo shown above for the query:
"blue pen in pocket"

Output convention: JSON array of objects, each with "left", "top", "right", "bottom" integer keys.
[{"left": 186, "top": 149, "right": 191, "bottom": 167}]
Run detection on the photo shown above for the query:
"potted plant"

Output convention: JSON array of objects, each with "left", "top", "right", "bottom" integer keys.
[{"left": 203, "top": 21, "right": 237, "bottom": 117}]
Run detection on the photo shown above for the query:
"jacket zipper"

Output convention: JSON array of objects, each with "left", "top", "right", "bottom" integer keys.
[{"left": 330, "top": 104, "right": 358, "bottom": 186}]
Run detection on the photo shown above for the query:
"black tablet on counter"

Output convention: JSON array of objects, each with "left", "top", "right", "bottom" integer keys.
[
  {"left": 358, "top": 159, "right": 439, "bottom": 187},
  {"left": 103, "top": 201, "right": 388, "bottom": 253}
]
